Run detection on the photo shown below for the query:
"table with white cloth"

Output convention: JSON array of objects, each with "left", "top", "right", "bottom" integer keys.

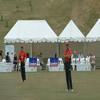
[
  {"left": 76, "top": 63, "right": 91, "bottom": 71},
  {"left": 0, "top": 62, "right": 13, "bottom": 72},
  {"left": 71, "top": 58, "right": 91, "bottom": 71},
  {"left": 46, "top": 58, "right": 64, "bottom": 71},
  {"left": 25, "top": 58, "right": 40, "bottom": 72}
]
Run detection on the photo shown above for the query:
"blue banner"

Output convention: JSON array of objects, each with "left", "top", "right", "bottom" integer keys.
[
  {"left": 29, "top": 58, "right": 37, "bottom": 67},
  {"left": 50, "top": 57, "right": 58, "bottom": 67}
]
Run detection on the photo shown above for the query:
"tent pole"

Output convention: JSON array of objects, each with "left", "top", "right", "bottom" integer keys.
[
  {"left": 87, "top": 42, "right": 89, "bottom": 55},
  {"left": 83, "top": 38, "right": 86, "bottom": 57},
  {"left": 58, "top": 43, "right": 61, "bottom": 57},
  {"left": 30, "top": 43, "right": 32, "bottom": 57},
  {"left": 4, "top": 43, "right": 6, "bottom": 59},
  {"left": 56, "top": 38, "right": 59, "bottom": 57}
]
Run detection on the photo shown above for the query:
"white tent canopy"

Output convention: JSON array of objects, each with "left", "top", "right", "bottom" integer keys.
[
  {"left": 58, "top": 20, "right": 85, "bottom": 42},
  {"left": 4, "top": 20, "right": 58, "bottom": 43},
  {"left": 86, "top": 19, "right": 100, "bottom": 42},
  {"left": 4, "top": 20, "right": 58, "bottom": 57}
]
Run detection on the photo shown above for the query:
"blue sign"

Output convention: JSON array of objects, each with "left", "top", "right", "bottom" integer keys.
[
  {"left": 29, "top": 58, "right": 37, "bottom": 67},
  {"left": 50, "top": 57, "right": 58, "bottom": 67}
]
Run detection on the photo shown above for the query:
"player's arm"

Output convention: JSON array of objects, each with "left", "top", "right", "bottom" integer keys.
[
  {"left": 68, "top": 49, "right": 72, "bottom": 59},
  {"left": 64, "top": 51, "right": 67, "bottom": 58},
  {"left": 64, "top": 54, "right": 68, "bottom": 58},
  {"left": 64, "top": 50, "right": 69, "bottom": 58},
  {"left": 68, "top": 54, "right": 71, "bottom": 59}
]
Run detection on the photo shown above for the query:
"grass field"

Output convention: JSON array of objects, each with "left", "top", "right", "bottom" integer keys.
[{"left": 0, "top": 70, "right": 100, "bottom": 100}]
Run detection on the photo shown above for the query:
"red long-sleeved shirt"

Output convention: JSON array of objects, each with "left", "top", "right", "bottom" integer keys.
[
  {"left": 19, "top": 50, "right": 27, "bottom": 62},
  {"left": 64, "top": 48, "right": 72, "bottom": 62}
]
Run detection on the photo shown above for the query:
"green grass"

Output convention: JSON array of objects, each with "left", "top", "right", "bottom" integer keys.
[{"left": 0, "top": 70, "right": 100, "bottom": 100}]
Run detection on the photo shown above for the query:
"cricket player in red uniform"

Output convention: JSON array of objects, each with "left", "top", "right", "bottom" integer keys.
[
  {"left": 64, "top": 42, "right": 73, "bottom": 92},
  {"left": 19, "top": 45, "right": 27, "bottom": 82}
]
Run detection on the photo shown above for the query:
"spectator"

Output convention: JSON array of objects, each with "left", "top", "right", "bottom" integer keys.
[
  {"left": 72, "top": 51, "right": 78, "bottom": 70},
  {"left": 27, "top": 52, "right": 29, "bottom": 58},
  {"left": 55, "top": 53, "right": 57, "bottom": 58},
  {"left": 86, "top": 52, "right": 91, "bottom": 64},
  {"left": 86, "top": 52, "right": 91, "bottom": 61},
  {"left": 0, "top": 50, "right": 3, "bottom": 60},
  {"left": 90, "top": 53, "right": 96, "bottom": 70},
  {"left": 73, "top": 51, "right": 78, "bottom": 59},
  {"left": 39, "top": 52, "right": 44, "bottom": 70},
  {"left": 5, "top": 52, "right": 11, "bottom": 63},
  {"left": 86, "top": 52, "right": 91, "bottom": 59},
  {"left": 78, "top": 50, "right": 84, "bottom": 59},
  {"left": 13, "top": 52, "right": 18, "bottom": 71}
]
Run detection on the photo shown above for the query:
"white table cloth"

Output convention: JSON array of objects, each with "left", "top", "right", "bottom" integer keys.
[
  {"left": 0, "top": 62, "right": 13, "bottom": 72},
  {"left": 46, "top": 58, "right": 64, "bottom": 71},
  {"left": 71, "top": 58, "right": 91, "bottom": 71},
  {"left": 25, "top": 58, "right": 40, "bottom": 72}
]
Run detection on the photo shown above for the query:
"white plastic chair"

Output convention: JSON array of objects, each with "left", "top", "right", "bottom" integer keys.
[
  {"left": 80, "top": 58, "right": 85, "bottom": 64},
  {"left": 25, "top": 58, "right": 29, "bottom": 65},
  {"left": 2, "top": 59, "right": 6, "bottom": 64},
  {"left": 76, "top": 58, "right": 80, "bottom": 64},
  {"left": 37, "top": 58, "right": 42, "bottom": 70},
  {"left": 86, "top": 58, "right": 90, "bottom": 64},
  {"left": 59, "top": 58, "right": 63, "bottom": 64},
  {"left": 72, "top": 58, "right": 75, "bottom": 64}
]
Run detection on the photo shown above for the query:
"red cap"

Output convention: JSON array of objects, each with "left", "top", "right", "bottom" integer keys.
[
  {"left": 21, "top": 45, "right": 24, "bottom": 48},
  {"left": 66, "top": 42, "right": 69, "bottom": 45}
]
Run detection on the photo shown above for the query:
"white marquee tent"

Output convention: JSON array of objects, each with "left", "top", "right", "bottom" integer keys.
[
  {"left": 86, "top": 19, "right": 100, "bottom": 42},
  {"left": 86, "top": 19, "right": 100, "bottom": 58},
  {"left": 58, "top": 20, "right": 85, "bottom": 57},
  {"left": 58, "top": 20, "right": 85, "bottom": 42},
  {"left": 4, "top": 20, "right": 58, "bottom": 57},
  {"left": 4, "top": 20, "right": 57, "bottom": 43}
]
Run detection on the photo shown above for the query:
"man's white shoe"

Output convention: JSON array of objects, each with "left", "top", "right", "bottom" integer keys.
[
  {"left": 66, "top": 89, "right": 74, "bottom": 92},
  {"left": 70, "top": 89, "right": 73, "bottom": 92},
  {"left": 66, "top": 89, "right": 69, "bottom": 92}
]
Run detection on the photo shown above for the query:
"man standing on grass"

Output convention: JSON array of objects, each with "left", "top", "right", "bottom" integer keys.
[
  {"left": 19, "top": 45, "right": 27, "bottom": 82},
  {"left": 64, "top": 42, "right": 73, "bottom": 92}
]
